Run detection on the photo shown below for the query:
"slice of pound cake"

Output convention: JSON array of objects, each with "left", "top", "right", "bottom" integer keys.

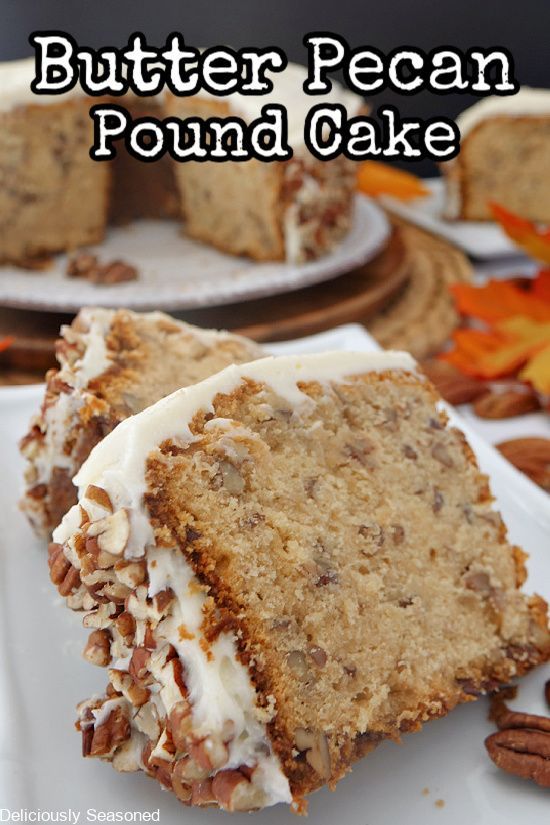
[
  {"left": 443, "top": 87, "right": 550, "bottom": 222},
  {"left": 20, "top": 308, "right": 263, "bottom": 537},
  {"left": 0, "top": 59, "right": 110, "bottom": 265},
  {"left": 164, "top": 62, "right": 363, "bottom": 262},
  {"left": 50, "top": 352, "right": 549, "bottom": 812}
]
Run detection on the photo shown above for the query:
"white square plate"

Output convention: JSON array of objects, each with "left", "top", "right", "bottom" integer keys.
[{"left": 1, "top": 324, "right": 549, "bottom": 824}]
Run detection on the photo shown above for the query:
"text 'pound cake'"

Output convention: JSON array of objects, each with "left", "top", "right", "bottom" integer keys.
[
  {"left": 443, "top": 87, "right": 550, "bottom": 222},
  {"left": 20, "top": 308, "right": 263, "bottom": 538},
  {"left": 50, "top": 352, "right": 550, "bottom": 812}
]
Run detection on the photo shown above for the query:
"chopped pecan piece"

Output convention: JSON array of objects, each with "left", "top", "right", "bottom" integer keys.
[
  {"left": 85, "top": 484, "right": 113, "bottom": 512},
  {"left": 211, "top": 770, "right": 262, "bottom": 811},
  {"left": 287, "top": 650, "right": 309, "bottom": 679},
  {"left": 67, "top": 253, "right": 138, "bottom": 285},
  {"left": 309, "top": 646, "right": 327, "bottom": 667},
  {"left": 88, "top": 706, "right": 130, "bottom": 757},
  {"left": 48, "top": 542, "right": 81, "bottom": 595},
  {"left": 129, "top": 647, "right": 151, "bottom": 681},
  {"left": 169, "top": 700, "right": 192, "bottom": 752},
  {"left": 88, "top": 509, "right": 130, "bottom": 557},
  {"left": 115, "top": 611, "right": 136, "bottom": 643},
  {"left": 95, "top": 260, "right": 138, "bottom": 284},
  {"left": 67, "top": 252, "right": 99, "bottom": 279},
  {"left": 83, "top": 628, "right": 112, "bottom": 667},
  {"left": 294, "top": 728, "right": 331, "bottom": 779}
]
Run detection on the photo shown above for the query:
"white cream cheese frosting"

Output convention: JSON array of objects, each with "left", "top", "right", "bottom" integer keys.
[
  {"left": 26, "top": 308, "right": 114, "bottom": 488},
  {"left": 0, "top": 57, "right": 84, "bottom": 113},
  {"left": 67, "top": 307, "right": 115, "bottom": 388},
  {"left": 456, "top": 87, "right": 550, "bottom": 138}
]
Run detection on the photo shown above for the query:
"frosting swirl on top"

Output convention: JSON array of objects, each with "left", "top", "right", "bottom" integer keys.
[{"left": 456, "top": 87, "right": 550, "bottom": 138}]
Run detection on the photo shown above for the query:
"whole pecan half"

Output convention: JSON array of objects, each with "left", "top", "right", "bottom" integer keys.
[
  {"left": 419, "top": 359, "right": 487, "bottom": 406},
  {"left": 485, "top": 729, "right": 550, "bottom": 787},
  {"left": 485, "top": 693, "right": 550, "bottom": 788},
  {"left": 496, "top": 437, "right": 550, "bottom": 492},
  {"left": 473, "top": 389, "right": 540, "bottom": 420},
  {"left": 490, "top": 693, "right": 550, "bottom": 733}
]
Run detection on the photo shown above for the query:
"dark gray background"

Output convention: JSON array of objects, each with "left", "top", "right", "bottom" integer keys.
[{"left": 3, "top": 0, "right": 549, "bottom": 174}]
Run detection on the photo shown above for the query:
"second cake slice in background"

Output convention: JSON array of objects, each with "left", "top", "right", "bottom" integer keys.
[{"left": 19, "top": 308, "right": 263, "bottom": 538}]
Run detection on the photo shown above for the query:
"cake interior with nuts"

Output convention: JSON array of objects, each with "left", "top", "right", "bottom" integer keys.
[
  {"left": 163, "top": 62, "right": 362, "bottom": 262},
  {"left": 443, "top": 87, "right": 550, "bottom": 222},
  {"left": 20, "top": 307, "right": 263, "bottom": 537},
  {"left": 50, "top": 352, "right": 550, "bottom": 812}
]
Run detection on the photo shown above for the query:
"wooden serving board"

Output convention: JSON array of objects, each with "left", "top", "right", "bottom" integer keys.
[{"left": 0, "top": 229, "right": 408, "bottom": 384}]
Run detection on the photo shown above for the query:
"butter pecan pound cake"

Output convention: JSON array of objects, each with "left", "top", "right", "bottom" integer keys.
[
  {"left": 443, "top": 87, "right": 550, "bottom": 222},
  {"left": 1, "top": 57, "right": 361, "bottom": 265},
  {"left": 164, "top": 62, "right": 363, "bottom": 262},
  {"left": 0, "top": 59, "right": 109, "bottom": 265},
  {"left": 50, "top": 352, "right": 549, "bottom": 812},
  {"left": 20, "top": 308, "right": 263, "bottom": 537}
]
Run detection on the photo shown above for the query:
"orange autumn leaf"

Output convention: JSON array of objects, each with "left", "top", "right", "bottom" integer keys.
[
  {"left": 440, "top": 349, "right": 481, "bottom": 376},
  {"left": 476, "top": 341, "right": 546, "bottom": 379},
  {"left": 488, "top": 317, "right": 550, "bottom": 375},
  {"left": 452, "top": 327, "right": 506, "bottom": 355},
  {"left": 496, "top": 315, "right": 550, "bottom": 339},
  {"left": 451, "top": 280, "right": 550, "bottom": 323},
  {"left": 441, "top": 317, "right": 550, "bottom": 380},
  {"left": 533, "top": 269, "right": 550, "bottom": 303},
  {"left": 357, "top": 161, "right": 429, "bottom": 201},
  {"left": 445, "top": 250, "right": 550, "bottom": 392},
  {"left": 490, "top": 202, "right": 550, "bottom": 264},
  {"left": 520, "top": 343, "right": 550, "bottom": 394},
  {"left": 440, "top": 328, "right": 506, "bottom": 377}
]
